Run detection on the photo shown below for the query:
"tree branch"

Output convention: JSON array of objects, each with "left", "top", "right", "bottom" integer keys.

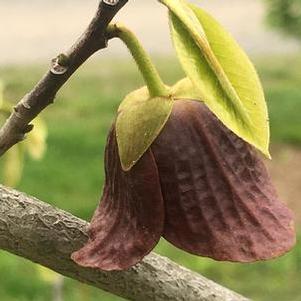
[
  {"left": 0, "top": 185, "right": 249, "bottom": 301},
  {"left": 0, "top": 0, "right": 128, "bottom": 157}
]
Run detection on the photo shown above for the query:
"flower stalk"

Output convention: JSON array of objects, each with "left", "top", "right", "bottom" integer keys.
[{"left": 106, "top": 23, "right": 169, "bottom": 98}]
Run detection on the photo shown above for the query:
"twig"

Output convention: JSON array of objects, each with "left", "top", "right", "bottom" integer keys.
[
  {"left": 0, "top": 0, "right": 128, "bottom": 156},
  {"left": 0, "top": 185, "right": 249, "bottom": 301}
]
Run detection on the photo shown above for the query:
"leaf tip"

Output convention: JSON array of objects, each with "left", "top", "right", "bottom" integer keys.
[{"left": 265, "top": 150, "right": 272, "bottom": 160}]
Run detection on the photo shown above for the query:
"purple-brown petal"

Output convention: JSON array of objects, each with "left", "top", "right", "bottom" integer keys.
[
  {"left": 152, "top": 100, "right": 295, "bottom": 262},
  {"left": 71, "top": 126, "right": 164, "bottom": 271}
]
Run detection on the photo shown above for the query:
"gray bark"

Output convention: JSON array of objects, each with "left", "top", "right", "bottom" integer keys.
[{"left": 0, "top": 185, "right": 249, "bottom": 301}]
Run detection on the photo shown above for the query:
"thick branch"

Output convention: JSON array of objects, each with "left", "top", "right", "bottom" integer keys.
[
  {"left": 0, "top": 185, "right": 249, "bottom": 301},
  {"left": 0, "top": 0, "right": 128, "bottom": 156}
]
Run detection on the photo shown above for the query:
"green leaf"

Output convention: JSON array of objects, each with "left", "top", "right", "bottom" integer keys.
[
  {"left": 161, "top": 0, "right": 270, "bottom": 157},
  {"left": 25, "top": 117, "right": 48, "bottom": 160},
  {"left": 171, "top": 77, "right": 202, "bottom": 100},
  {"left": 3, "top": 144, "right": 24, "bottom": 187},
  {"left": 116, "top": 87, "right": 173, "bottom": 171}
]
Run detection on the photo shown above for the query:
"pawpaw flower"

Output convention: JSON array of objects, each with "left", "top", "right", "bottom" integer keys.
[
  {"left": 72, "top": 2, "right": 296, "bottom": 271},
  {"left": 71, "top": 99, "right": 295, "bottom": 271}
]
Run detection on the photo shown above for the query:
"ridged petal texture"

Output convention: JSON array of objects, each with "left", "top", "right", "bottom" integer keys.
[
  {"left": 152, "top": 100, "right": 295, "bottom": 262},
  {"left": 72, "top": 127, "right": 164, "bottom": 271}
]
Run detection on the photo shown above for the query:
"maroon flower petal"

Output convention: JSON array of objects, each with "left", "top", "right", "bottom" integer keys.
[
  {"left": 152, "top": 100, "right": 295, "bottom": 262},
  {"left": 72, "top": 126, "right": 164, "bottom": 271}
]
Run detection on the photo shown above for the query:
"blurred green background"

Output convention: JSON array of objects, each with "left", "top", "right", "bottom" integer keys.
[
  {"left": 1, "top": 0, "right": 301, "bottom": 300},
  {"left": 0, "top": 55, "right": 300, "bottom": 301}
]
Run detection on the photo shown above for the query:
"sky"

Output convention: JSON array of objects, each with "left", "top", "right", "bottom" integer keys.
[{"left": 0, "top": 0, "right": 299, "bottom": 64}]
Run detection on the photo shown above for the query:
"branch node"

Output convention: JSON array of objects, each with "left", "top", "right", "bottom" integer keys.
[
  {"left": 13, "top": 106, "right": 22, "bottom": 119},
  {"left": 16, "top": 133, "right": 26, "bottom": 142},
  {"left": 21, "top": 94, "right": 32, "bottom": 109},
  {"left": 103, "top": 0, "right": 121, "bottom": 7},
  {"left": 24, "top": 124, "right": 34, "bottom": 133},
  {"left": 50, "top": 53, "right": 70, "bottom": 75}
]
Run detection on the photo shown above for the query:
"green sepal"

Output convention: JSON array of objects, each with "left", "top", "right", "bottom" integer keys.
[
  {"left": 116, "top": 87, "right": 173, "bottom": 171},
  {"left": 161, "top": 0, "right": 270, "bottom": 158},
  {"left": 171, "top": 77, "right": 202, "bottom": 100}
]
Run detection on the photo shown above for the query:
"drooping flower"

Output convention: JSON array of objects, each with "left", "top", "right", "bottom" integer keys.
[{"left": 72, "top": 100, "right": 295, "bottom": 271}]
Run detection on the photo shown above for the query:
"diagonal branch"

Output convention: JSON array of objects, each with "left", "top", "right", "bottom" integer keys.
[
  {"left": 0, "top": 0, "right": 128, "bottom": 157},
  {"left": 0, "top": 185, "right": 249, "bottom": 301}
]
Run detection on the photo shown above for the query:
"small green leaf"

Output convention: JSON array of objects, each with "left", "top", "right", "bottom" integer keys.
[
  {"left": 171, "top": 77, "right": 202, "bottom": 100},
  {"left": 3, "top": 144, "right": 24, "bottom": 187},
  {"left": 161, "top": 0, "right": 270, "bottom": 157},
  {"left": 25, "top": 117, "right": 47, "bottom": 160},
  {"left": 116, "top": 87, "right": 173, "bottom": 171}
]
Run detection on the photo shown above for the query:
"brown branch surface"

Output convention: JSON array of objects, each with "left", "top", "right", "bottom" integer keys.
[
  {"left": 0, "top": 0, "right": 128, "bottom": 156},
  {"left": 0, "top": 185, "right": 249, "bottom": 301}
]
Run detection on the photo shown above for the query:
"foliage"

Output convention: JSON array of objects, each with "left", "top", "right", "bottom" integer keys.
[
  {"left": 114, "top": 0, "right": 271, "bottom": 172},
  {"left": 264, "top": 0, "right": 301, "bottom": 40},
  {"left": 163, "top": 0, "right": 270, "bottom": 157}
]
